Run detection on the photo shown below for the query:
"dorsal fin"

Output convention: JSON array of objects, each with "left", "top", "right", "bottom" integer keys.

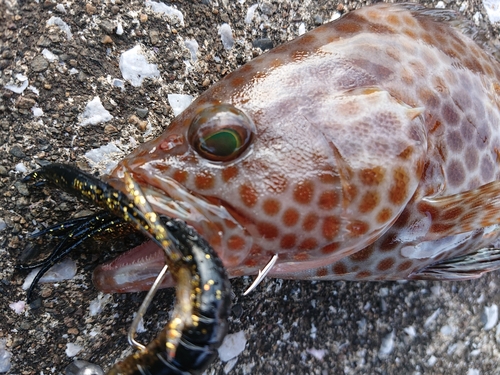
[{"left": 398, "top": 2, "right": 499, "bottom": 58}]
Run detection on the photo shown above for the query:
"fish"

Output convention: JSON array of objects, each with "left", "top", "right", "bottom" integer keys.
[{"left": 59, "top": 3, "right": 500, "bottom": 293}]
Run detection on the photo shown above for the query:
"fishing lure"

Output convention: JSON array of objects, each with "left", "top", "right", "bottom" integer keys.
[
  {"left": 22, "top": 164, "right": 231, "bottom": 375},
  {"left": 19, "top": 2, "right": 500, "bottom": 373}
]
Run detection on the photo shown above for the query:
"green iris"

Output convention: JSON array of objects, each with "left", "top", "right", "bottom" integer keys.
[{"left": 200, "top": 129, "right": 242, "bottom": 158}]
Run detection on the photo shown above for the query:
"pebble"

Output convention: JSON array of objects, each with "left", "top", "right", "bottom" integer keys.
[
  {"left": 101, "top": 35, "right": 113, "bottom": 44},
  {"left": 9, "top": 145, "right": 26, "bottom": 158},
  {"left": 14, "top": 181, "right": 29, "bottom": 196},
  {"left": 86, "top": 3, "right": 97, "bottom": 15},
  {"left": 253, "top": 38, "right": 274, "bottom": 51},
  {"left": 31, "top": 55, "right": 49, "bottom": 72},
  {"left": 0, "top": 165, "right": 7, "bottom": 176},
  {"left": 104, "top": 124, "right": 118, "bottom": 133},
  {"left": 16, "top": 96, "right": 36, "bottom": 109},
  {"left": 135, "top": 107, "right": 149, "bottom": 118},
  {"left": 149, "top": 29, "right": 160, "bottom": 45},
  {"left": 99, "top": 20, "right": 116, "bottom": 34}
]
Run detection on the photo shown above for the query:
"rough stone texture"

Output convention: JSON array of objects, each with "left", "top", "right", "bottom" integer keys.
[{"left": 1, "top": 1, "right": 500, "bottom": 375}]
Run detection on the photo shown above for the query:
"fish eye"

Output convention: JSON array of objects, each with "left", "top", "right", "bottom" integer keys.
[{"left": 188, "top": 104, "right": 256, "bottom": 162}]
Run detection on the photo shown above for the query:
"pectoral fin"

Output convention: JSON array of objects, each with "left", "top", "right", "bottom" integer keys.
[
  {"left": 410, "top": 247, "right": 500, "bottom": 281},
  {"left": 417, "top": 181, "right": 500, "bottom": 241}
]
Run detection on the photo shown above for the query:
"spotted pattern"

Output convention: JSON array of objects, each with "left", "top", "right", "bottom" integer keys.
[{"left": 99, "top": 3, "right": 500, "bottom": 292}]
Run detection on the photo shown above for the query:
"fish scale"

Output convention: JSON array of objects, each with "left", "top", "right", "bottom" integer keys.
[{"left": 93, "top": 3, "right": 500, "bottom": 293}]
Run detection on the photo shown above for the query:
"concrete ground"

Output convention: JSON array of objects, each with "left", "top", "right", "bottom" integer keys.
[{"left": 1, "top": 0, "right": 500, "bottom": 374}]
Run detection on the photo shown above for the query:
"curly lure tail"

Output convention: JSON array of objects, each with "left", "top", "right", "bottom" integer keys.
[
  {"left": 23, "top": 163, "right": 232, "bottom": 375},
  {"left": 108, "top": 220, "right": 231, "bottom": 375}
]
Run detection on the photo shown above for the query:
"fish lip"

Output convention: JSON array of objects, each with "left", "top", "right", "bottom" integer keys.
[{"left": 107, "top": 165, "right": 253, "bottom": 267}]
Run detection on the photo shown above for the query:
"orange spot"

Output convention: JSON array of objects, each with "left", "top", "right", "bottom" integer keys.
[
  {"left": 388, "top": 167, "right": 410, "bottom": 205},
  {"left": 226, "top": 254, "right": 241, "bottom": 266},
  {"left": 321, "top": 242, "right": 339, "bottom": 254},
  {"left": 332, "top": 262, "right": 348, "bottom": 275},
  {"left": 441, "top": 206, "right": 464, "bottom": 221},
  {"left": 262, "top": 198, "right": 281, "bottom": 216},
  {"left": 429, "top": 222, "right": 454, "bottom": 234},
  {"left": 377, "top": 257, "right": 395, "bottom": 271},
  {"left": 239, "top": 184, "right": 258, "bottom": 207},
  {"left": 297, "top": 33, "right": 316, "bottom": 48},
  {"left": 398, "top": 146, "right": 413, "bottom": 160},
  {"left": 316, "top": 268, "right": 328, "bottom": 277},
  {"left": 257, "top": 222, "right": 279, "bottom": 240},
  {"left": 280, "top": 234, "right": 296, "bottom": 249},
  {"left": 318, "top": 171, "right": 338, "bottom": 184},
  {"left": 318, "top": 190, "right": 338, "bottom": 210},
  {"left": 223, "top": 219, "right": 237, "bottom": 229},
  {"left": 336, "top": 19, "right": 363, "bottom": 34},
  {"left": 386, "top": 14, "right": 401, "bottom": 27},
  {"left": 356, "top": 271, "right": 372, "bottom": 279},
  {"left": 417, "top": 201, "right": 440, "bottom": 220},
  {"left": 293, "top": 180, "right": 314, "bottom": 204},
  {"left": 376, "top": 208, "right": 393, "bottom": 224},
  {"left": 358, "top": 191, "right": 379, "bottom": 213},
  {"left": 298, "top": 238, "right": 318, "bottom": 250},
  {"left": 244, "top": 258, "right": 259, "bottom": 268},
  {"left": 379, "top": 235, "right": 398, "bottom": 252},
  {"left": 172, "top": 170, "right": 188, "bottom": 184},
  {"left": 227, "top": 235, "right": 246, "bottom": 251},
  {"left": 230, "top": 75, "right": 246, "bottom": 87},
  {"left": 194, "top": 171, "right": 215, "bottom": 190},
  {"left": 397, "top": 260, "right": 413, "bottom": 272},
  {"left": 349, "top": 246, "right": 374, "bottom": 262},
  {"left": 346, "top": 220, "right": 369, "bottom": 237},
  {"left": 282, "top": 208, "right": 300, "bottom": 227},
  {"left": 403, "top": 28, "right": 416, "bottom": 39},
  {"left": 322, "top": 216, "right": 340, "bottom": 241},
  {"left": 302, "top": 213, "right": 319, "bottom": 231},
  {"left": 222, "top": 166, "right": 238, "bottom": 182},
  {"left": 294, "top": 252, "right": 310, "bottom": 261},
  {"left": 359, "top": 166, "right": 385, "bottom": 186}
]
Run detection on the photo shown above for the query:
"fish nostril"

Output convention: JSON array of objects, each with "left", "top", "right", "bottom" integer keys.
[{"left": 159, "top": 134, "right": 184, "bottom": 151}]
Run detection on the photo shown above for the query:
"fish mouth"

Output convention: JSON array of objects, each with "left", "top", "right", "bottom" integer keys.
[{"left": 93, "top": 169, "right": 252, "bottom": 293}]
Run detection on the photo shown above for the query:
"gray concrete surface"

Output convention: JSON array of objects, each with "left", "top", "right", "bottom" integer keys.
[{"left": 1, "top": 0, "right": 500, "bottom": 374}]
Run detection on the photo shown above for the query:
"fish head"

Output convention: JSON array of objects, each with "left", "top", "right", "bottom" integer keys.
[{"left": 97, "top": 81, "right": 427, "bottom": 293}]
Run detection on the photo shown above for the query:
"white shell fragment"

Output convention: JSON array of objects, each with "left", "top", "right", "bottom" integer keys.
[
  {"left": 245, "top": 4, "right": 259, "bottom": 24},
  {"left": 483, "top": 0, "right": 500, "bottom": 23},
  {"left": 119, "top": 45, "right": 160, "bottom": 87},
  {"left": 65, "top": 343, "right": 83, "bottom": 357},
  {"left": 4, "top": 74, "right": 29, "bottom": 94},
  {"left": 378, "top": 330, "right": 395, "bottom": 359},
  {"left": 22, "top": 258, "right": 77, "bottom": 290},
  {"left": 217, "top": 330, "right": 247, "bottom": 362},
  {"left": 46, "top": 16, "right": 73, "bottom": 40},
  {"left": 145, "top": 1, "right": 184, "bottom": 26},
  {"left": 218, "top": 23, "right": 234, "bottom": 50},
  {"left": 0, "top": 340, "right": 12, "bottom": 373},
  {"left": 79, "top": 96, "right": 113, "bottom": 126},
  {"left": 482, "top": 304, "right": 498, "bottom": 330},
  {"left": 184, "top": 39, "right": 199, "bottom": 62},
  {"left": 168, "top": 94, "right": 193, "bottom": 116}
]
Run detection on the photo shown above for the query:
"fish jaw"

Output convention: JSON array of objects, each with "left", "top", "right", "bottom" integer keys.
[
  {"left": 93, "top": 166, "right": 254, "bottom": 293},
  {"left": 92, "top": 241, "right": 171, "bottom": 293}
]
